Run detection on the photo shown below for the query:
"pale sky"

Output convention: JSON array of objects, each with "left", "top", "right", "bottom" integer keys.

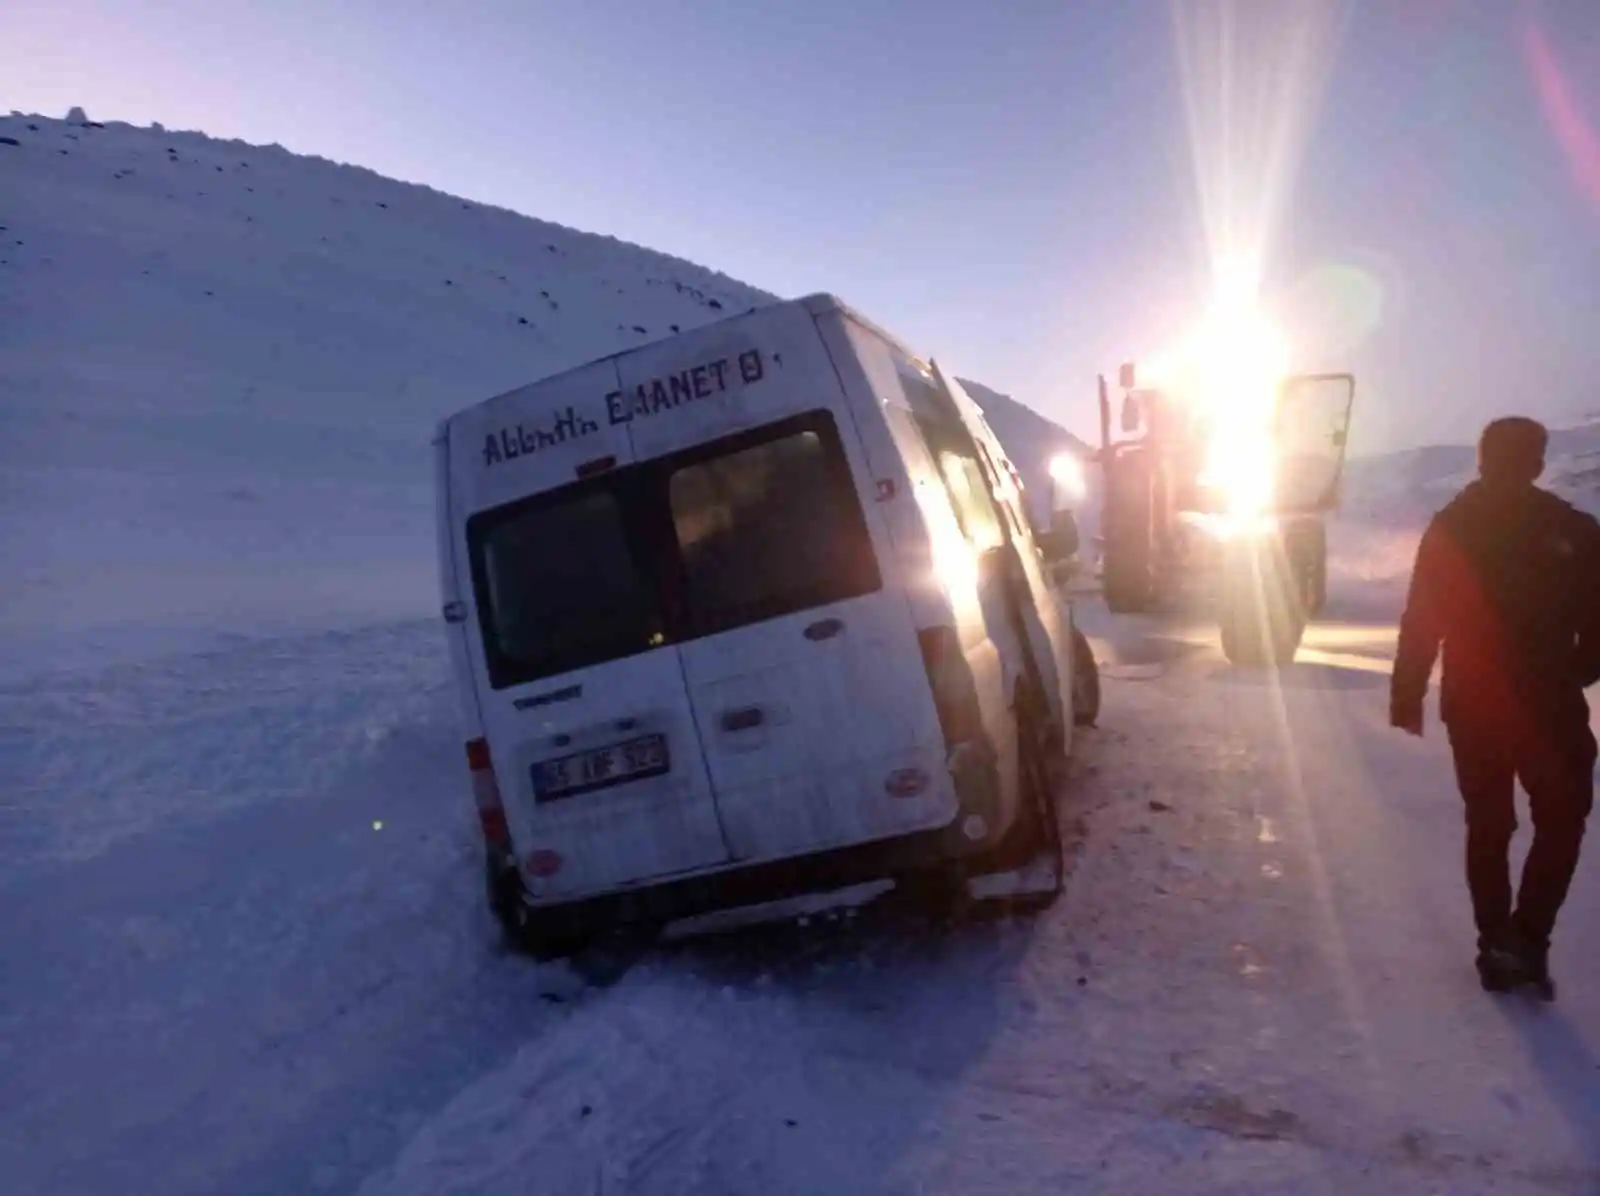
[{"left": 6, "top": 0, "right": 1598, "bottom": 452}]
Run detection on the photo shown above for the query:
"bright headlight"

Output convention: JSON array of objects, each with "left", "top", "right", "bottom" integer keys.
[{"left": 1049, "top": 453, "right": 1085, "bottom": 497}]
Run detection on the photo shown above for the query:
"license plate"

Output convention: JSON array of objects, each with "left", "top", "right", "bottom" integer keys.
[{"left": 532, "top": 733, "right": 670, "bottom": 802}]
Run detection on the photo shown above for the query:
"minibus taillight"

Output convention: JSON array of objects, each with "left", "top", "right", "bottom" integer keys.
[
  {"left": 465, "top": 737, "right": 511, "bottom": 851},
  {"left": 916, "top": 626, "right": 985, "bottom": 749}
]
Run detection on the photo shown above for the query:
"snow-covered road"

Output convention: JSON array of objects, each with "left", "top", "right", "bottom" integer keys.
[{"left": 4, "top": 605, "right": 1597, "bottom": 1195}]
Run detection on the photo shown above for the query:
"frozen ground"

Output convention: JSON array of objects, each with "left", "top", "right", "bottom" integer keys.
[
  {"left": 5, "top": 592, "right": 1597, "bottom": 1196},
  {"left": 3, "top": 111, "right": 1598, "bottom": 1195}
]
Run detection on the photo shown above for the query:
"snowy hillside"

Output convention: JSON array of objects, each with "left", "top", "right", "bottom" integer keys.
[
  {"left": 1343, "top": 416, "right": 1600, "bottom": 522},
  {"left": 0, "top": 111, "right": 764, "bottom": 676},
  {"left": 0, "top": 110, "right": 1078, "bottom": 679},
  {"left": 1328, "top": 416, "right": 1600, "bottom": 597}
]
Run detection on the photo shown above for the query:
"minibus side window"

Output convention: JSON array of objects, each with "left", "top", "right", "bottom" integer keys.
[
  {"left": 882, "top": 345, "right": 1003, "bottom": 551},
  {"left": 936, "top": 450, "right": 1007, "bottom": 553},
  {"left": 910, "top": 410, "right": 1007, "bottom": 554}
]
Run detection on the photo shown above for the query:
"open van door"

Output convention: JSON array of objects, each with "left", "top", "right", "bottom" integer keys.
[
  {"left": 928, "top": 362, "right": 1075, "bottom": 746},
  {"left": 1270, "top": 372, "right": 1356, "bottom": 514}
]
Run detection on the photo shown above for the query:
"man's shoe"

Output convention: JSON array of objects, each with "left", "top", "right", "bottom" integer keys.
[
  {"left": 1505, "top": 915, "right": 1557, "bottom": 1002},
  {"left": 1476, "top": 945, "right": 1528, "bottom": 993},
  {"left": 1515, "top": 940, "right": 1556, "bottom": 1003}
]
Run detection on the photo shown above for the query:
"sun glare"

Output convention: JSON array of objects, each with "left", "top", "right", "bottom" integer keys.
[
  {"left": 1190, "top": 265, "right": 1288, "bottom": 515},
  {"left": 1137, "top": 251, "right": 1288, "bottom": 517},
  {"left": 1162, "top": 0, "right": 1346, "bottom": 518}
]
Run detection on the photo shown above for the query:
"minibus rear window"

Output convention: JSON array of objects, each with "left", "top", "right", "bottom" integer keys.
[
  {"left": 668, "top": 419, "right": 880, "bottom": 637},
  {"left": 467, "top": 410, "right": 881, "bottom": 689},
  {"left": 475, "top": 485, "right": 662, "bottom": 689}
]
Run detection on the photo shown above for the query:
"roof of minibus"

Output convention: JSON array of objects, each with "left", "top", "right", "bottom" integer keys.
[{"left": 437, "top": 292, "right": 927, "bottom": 439}]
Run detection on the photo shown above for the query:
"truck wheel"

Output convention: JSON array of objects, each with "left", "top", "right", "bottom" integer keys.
[
  {"left": 1071, "top": 626, "right": 1100, "bottom": 727},
  {"left": 1101, "top": 531, "right": 1153, "bottom": 613},
  {"left": 1218, "top": 588, "right": 1305, "bottom": 666},
  {"left": 1307, "top": 534, "right": 1328, "bottom": 618},
  {"left": 1219, "top": 609, "right": 1301, "bottom": 667},
  {"left": 1282, "top": 520, "right": 1328, "bottom": 619},
  {"left": 1103, "top": 572, "right": 1151, "bottom": 614},
  {"left": 1217, "top": 540, "right": 1306, "bottom": 667}
]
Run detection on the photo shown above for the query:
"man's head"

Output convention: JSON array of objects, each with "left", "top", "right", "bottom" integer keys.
[{"left": 1478, "top": 416, "right": 1548, "bottom": 486}]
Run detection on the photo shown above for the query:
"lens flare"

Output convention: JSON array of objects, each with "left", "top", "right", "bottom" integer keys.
[
  {"left": 1171, "top": 0, "right": 1347, "bottom": 304},
  {"left": 1142, "top": 252, "right": 1290, "bottom": 517},
  {"left": 1166, "top": 0, "right": 1347, "bottom": 496},
  {"left": 1524, "top": 20, "right": 1600, "bottom": 213}
]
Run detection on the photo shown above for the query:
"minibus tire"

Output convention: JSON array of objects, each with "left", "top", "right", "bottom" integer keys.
[
  {"left": 514, "top": 916, "right": 592, "bottom": 963},
  {"left": 488, "top": 861, "right": 531, "bottom": 941},
  {"left": 1011, "top": 720, "right": 1065, "bottom": 912},
  {"left": 966, "top": 701, "right": 1064, "bottom": 914},
  {"left": 1071, "top": 626, "right": 1100, "bottom": 727},
  {"left": 893, "top": 863, "right": 970, "bottom": 925},
  {"left": 489, "top": 867, "right": 593, "bottom": 961}
]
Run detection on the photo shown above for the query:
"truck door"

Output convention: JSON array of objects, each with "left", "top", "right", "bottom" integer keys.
[{"left": 1270, "top": 373, "right": 1357, "bottom": 514}]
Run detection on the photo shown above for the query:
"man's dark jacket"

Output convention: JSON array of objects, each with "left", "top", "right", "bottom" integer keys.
[{"left": 1392, "top": 481, "right": 1600, "bottom": 737}]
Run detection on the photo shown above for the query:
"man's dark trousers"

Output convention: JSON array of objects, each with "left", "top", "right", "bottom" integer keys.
[{"left": 1448, "top": 714, "right": 1596, "bottom": 954}]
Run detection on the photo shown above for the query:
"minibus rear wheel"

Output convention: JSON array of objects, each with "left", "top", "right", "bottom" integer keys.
[{"left": 966, "top": 691, "right": 1064, "bottom": 914}]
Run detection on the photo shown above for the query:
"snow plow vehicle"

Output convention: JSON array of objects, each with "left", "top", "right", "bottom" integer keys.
[{"left": 1096, "top": 360, "right": 1355, "bottom": 666}]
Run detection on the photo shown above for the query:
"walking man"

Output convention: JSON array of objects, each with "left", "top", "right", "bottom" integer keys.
[{"left": 1391, "top": 416, "right": 1600, "bottom": 998}]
